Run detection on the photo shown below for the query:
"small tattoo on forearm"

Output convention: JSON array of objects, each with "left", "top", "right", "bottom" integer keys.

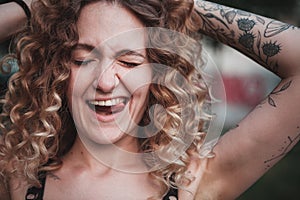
[
  {"left": 267, "top": 80, "right": 292, "bottom": 107},
  {"left": 257, "top": 80, "right": 292, "bottom": 109},
  {"left": 264, "top": 131, "right": 300, "bottom": 170},
  {"left": 47, "top": 172, "right": 61, "bottom": 181}
]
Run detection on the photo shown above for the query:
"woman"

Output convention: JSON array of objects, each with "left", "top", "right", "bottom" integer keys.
[{"left": 0, "top": 0, "right": 299, "bottom": 199}]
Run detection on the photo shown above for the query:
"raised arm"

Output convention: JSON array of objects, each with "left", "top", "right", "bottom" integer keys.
[
  {"left": 194, "top": 0, "right": 300, "bottom": 78},
  {"left": 0, "top": 0, "right": 32, "bottom": 42},
  {"left": 193, "top": 1, "right": 300, "bottom": 199}
]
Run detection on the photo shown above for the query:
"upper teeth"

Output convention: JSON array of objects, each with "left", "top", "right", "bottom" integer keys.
[{"left": 89, "top": 98, "right": 126, "bottom": 106}]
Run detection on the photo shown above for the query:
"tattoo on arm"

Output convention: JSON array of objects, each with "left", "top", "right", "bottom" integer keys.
[
  {"left": 195, "top": 1, "right": 296, "bottom": 74},
  {"left": 235, "top": 16, "right": 283, "bottom": 74},
  {"left": 257, "top": 80, "right": 292, "bottom": 108},
  {"left": 264, "top": 128, "right": 300, "bottom": 170},
  {"left": 264, "top": 20, "right": 296, "bottom": 38},
  {"left": 47, "top": 172, "right": 61, "bottom": 181},
  {"left": 195, "top": 2, "right": 236, "bottom": 44},
  {"left": 267, "top": 80, "right": 292, "bottom": 107}
]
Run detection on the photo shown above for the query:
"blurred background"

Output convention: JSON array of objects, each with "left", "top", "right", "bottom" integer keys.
[{"left": 0, "top": 0, "right": 299, "bottom": 199}]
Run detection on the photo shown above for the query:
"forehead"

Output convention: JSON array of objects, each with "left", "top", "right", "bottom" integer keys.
[{"left": 76, "top": 1, "right": 147, "bottom": 54}]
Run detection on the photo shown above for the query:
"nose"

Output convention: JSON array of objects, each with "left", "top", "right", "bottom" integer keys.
[{"left": 94, "top": 63, "right": 119, "bottom": 93}]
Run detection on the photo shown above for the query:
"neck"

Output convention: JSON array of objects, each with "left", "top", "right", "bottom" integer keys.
[{"left": 63, "top": 135, "right": 149, "bottom": 174}]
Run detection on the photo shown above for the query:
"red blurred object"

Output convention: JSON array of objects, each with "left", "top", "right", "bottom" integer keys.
[{"left": 222, "top": 74, "right": 265, "bottom": 107}]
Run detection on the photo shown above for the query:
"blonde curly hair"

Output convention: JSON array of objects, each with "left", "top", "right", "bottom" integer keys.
[{"left": 0, "top": 0, "right": 210, "bottom": 198}]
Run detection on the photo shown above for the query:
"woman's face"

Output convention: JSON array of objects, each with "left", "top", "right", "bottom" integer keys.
[{"left": 67, "top": 1, "right": 152, "bottom": 150}]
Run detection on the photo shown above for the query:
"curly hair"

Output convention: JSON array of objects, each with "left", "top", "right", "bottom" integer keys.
[{"left": 0, "top": 0, "right": 209, "bottom": 198}]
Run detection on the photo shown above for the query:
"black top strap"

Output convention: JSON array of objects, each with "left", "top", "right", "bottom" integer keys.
[
  {"left": 163, "top": 187, "right": 178, "bottom": 200},
  {"left": 25, "top": 172, "right": 46, "bottom": 200}
]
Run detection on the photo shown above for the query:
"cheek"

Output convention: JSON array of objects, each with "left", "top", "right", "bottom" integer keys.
[
  {"left": 66, "top": 74, "right": 75, "bottom": 110},
  {"left": 67, "top": 66, "right": 92, "bottom": 96},
  {"left": 136, "top": 68, "right": 152, "bottom": 101},
  {"left": 120, "top": 65, "right": 152, "bottom": 94},
  {"left": 136, "top": 84, "right": 151, "bottom": 99},
  {"left": 66, "top": 67, "right": 81, "bottom": 109},
  {"left": 67, "top": 67, "right": 77, "bottom": 96}
]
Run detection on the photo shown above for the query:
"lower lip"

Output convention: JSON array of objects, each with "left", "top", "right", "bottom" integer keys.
[{"left": 89, "top": 103, "right": 127, "bottom": 123}]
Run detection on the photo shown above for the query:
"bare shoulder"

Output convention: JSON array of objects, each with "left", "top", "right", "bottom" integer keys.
[
  {"left": 177, "top": 155, "right": 224, "bottom": 200},
  {"left": 9, "top": 178, "right": 28, "bottom": 200},
  {"left": 0, "top": 179, "right": 11, "bottom": 200}
]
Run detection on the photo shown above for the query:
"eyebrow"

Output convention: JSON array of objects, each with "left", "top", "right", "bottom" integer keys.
[
  {"left": 115, "top": 49, "right": 146, "bottom": 59},
  {"left": 74, "top": 43, "right": 146, "bottom": 59},
  {"left": 74, "top": 43, "right": 96, "bottom": 52}
]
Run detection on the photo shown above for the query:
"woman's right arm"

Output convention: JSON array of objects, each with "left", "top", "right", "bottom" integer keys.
[
  {"left": 0, "top": 0, "right": 32, "bottom": 42},
  {"left": 192, "top": 1, "right": 300, "bottom": 199}
]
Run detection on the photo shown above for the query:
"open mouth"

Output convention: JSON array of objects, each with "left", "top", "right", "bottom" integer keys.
[{"left": 88, "top": 98, "right": 129, "bottom": 115}]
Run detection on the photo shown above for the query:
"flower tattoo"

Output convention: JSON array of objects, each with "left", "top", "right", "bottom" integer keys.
[
  {"left": 237, "top": 18, "right": 256, "bottom": 32},
  {"left": 239, "top": 33, "right": 255, "bottom": 50},
  {"left": 262, "top": 41, "right": 281, "bottom": 58}
]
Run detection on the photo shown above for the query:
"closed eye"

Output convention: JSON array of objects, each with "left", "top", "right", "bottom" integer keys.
[
  {"left": 73, "top": 59, "right": 94, "bottom": 66},
  {"left": 118, "top": 61, "right": 140, "bottom": 68}
]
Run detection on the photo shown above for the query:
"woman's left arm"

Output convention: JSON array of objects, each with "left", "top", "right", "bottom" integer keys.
[{"left": 192, "top": 1, "right": 300, "bottom": 199}]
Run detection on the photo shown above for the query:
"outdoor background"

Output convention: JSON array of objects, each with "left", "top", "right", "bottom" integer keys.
[{"left": 0, "top": 0, "right": 299, "bottom": 199}]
